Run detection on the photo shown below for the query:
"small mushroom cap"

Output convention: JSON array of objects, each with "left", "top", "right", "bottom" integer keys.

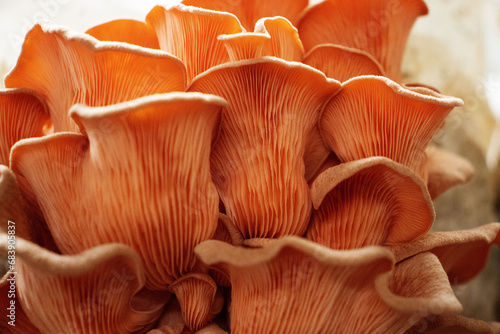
[
  {"left": 388, "top": 222, "right": 500, "bottom": 284},
  {"left": 188, "top": 57, "right": 340, "bottom": 238},
  {"left": 181, "top": 0, "right": 308, "bottom": 32},
  {"left": 0, "top": 89, "right": 50, "bottom": 165},
  {"left": 219, "top": 16, "right": 304, "bottom": 62},
  {"left": 86, "top": 19, "right": 160, "bottom": 49},
  {"left": 424, "top": 145, "right": 475, "bottom": 199},
  {"left": 308, "top": 157, "right": 434, "bottom": 249},
  {"left": 146, "top": 4, "right": 244, "bottom": 82},
  {"left": 297, "top": 0, "right": 428, "bottom": 80},
  {"left": 5, "top": 22, "right": 186, "bottom": 132},
  {"left": 195, "top": 237, "right": 461, "bottom": 333},
  {"left": 303, "top": 44, "right": 386, "bottom": 82},
  {"left": 0, "top": 234, "right": 166, "bottom": 333},
  {"left": 10, "top": 93, "right": 226, "bottom": 290},
  {"left": 320, "top": 76, "right": 463, "bottom": 178}
]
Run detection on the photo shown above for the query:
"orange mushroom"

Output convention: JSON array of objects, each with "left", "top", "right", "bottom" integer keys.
[
  {"left": 86, "top": 19, "right": 160, "bottom": 49},
  {"left": 0, "top": 234, "right": 166, "bottom": 334},
  {"left": 307, "top": 157, "right": 434, "bottom": 249},
  {"left": 146, "top": 4, "right": 244, "bottom": 82},
  {"left": 196, "top": 237, "right": 461, "bottom": 333},
  {"left": 0, "top": 89, "right": 50, "bottom": 165},
  {"left": 303, "top": 44, "right": 386, "bottom": 82},
  {"left": 220, "top": 17, "right": 304, "bottom": 62},
  {"left": 10, "top": 93, "right": 225, "bottom": 292},
  {"left": 181, "top": 0, "right": 308, "bottom": 32},
  {"left": 424, "top": 145, "right": 475, "bottom": 199},
  {"left": 5, "top": 22, "right": 186, "bottom": 133},
  {"left": 297, "top": 0, "right": 428, "bottom": 81},
  {"left": 188, "top": 57, "right": 340, "bottom": 238},
  {"left": 388, "top": 222, "right": 500, "bottom": 285},
  {"left": 320, "top": 76, "right": 463, "bottom": 180}
]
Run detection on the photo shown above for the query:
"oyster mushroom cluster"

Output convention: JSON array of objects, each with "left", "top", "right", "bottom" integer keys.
[{"left": 0, "top": 0, "right": 499, "bottom": 333}]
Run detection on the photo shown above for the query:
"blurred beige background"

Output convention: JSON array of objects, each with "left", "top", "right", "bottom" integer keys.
[{"left": 0, "top": 0, "right": 499, "bottom": 321}]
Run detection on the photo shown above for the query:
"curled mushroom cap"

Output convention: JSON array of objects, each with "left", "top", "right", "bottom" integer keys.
[
  {"left": 181, "top": 0, "right": 308, "bottom": 31},
  {"left": 0, "top": 89, "right": 50, "bottom": 165},
  {"left": 195, "top": 237, "right": 461, "bottom": 333},
  {"left": 388, "top": 222, "right": 500, "bottom": 285},
  {"left": 424, "top": 145, "right": 475, "bottom": 199},
  {"left": 86, "top": 19, "right": 160, "bottom": 49},
  {"left": 4, "top": 22, "right": 186, "bottom": 133},
  {"left": 146, "top": 4, "right": 244, "bottom": 82},
  {"left": 297, "top": 0, "right": 428, "bottom": 81},
  {"left": 188, "top": 57, "right": 340, "bottom": 238},
  {"left": 0, "top": 234, "right": 166, "bottom": 334},
  {"left": 307, "top": 157, "right": 434, "bottom": 249},
  {"left": 320, "top": 76, "right": 463, "bottom": 180},
  {"left": 303, "top": 44, "right": 386, "bottom": 82},
  {"left": 219, "top": 17, "right": 304, "bottom": 62},
  {"left": 10, "top": 93, "right": 225, "bottom": 290}
]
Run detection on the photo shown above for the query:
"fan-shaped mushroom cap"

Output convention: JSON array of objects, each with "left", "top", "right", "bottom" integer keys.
[
  {"left": 424, "top": 145, "right": 475, "bottom": 199},
  {"left": 320, "top": 76, "right": 463, "bottom": 179},
  {"left": 10, "top": 93, "right": 225, "bottom": 290},
  {"left": 181, "top": 0, "right": 307, "bottom": 32},
  {"left": 388, "top": 222, "right": 500, "bottom": 285},
  {"left": 146, "top": 4, "right": 244, "bottom": 82},
  {"left": 86, "top": 19, "right": 160, "bottom": 49},
  {"left": 407, "top": 314, "right": 500, "bottom": 334},
  {"left": 0, "top": 234, "right": 167, "bottom": 334},
  {"left": 188, "top": 57, "right": 340, "bottom": 239},
  {"left": 195, "top": 237, "right": 461, "bottom": 333},
  {"left": 297, "top": 0, "right": 428, "bottom": 81},
  {"left": 303, "top": 44, "right": 386, "bottom": 82},
  {"left": 308, "top": 157, "right": 434, "bottom": 249},
  {"left": 170, "top": 273, "right": 223, "bottom": 331},
  {"left": 0, "top": 89, "right": 50, "bottom": 165},
  {"left": 4, "top": 22, "right": 186, "bottom": 133},
  {"left": 219, "top": 17, "right": 304, "bottom": 62}
]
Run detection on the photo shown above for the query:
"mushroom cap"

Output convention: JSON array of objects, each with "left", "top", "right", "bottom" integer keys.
[
  {"left": 181, "top": 0, "right": 308, "bottom": 32},
  {"left": 424, "top": 145, "right": 475, "bottom": 199},
  {"left": 10, "top": 93, "right": 226, "bottom": 290},
  {"left": 219, "top": 16, "right": 304, "bottom": 62},
  {"left": 320, "top": 75, "right": 463, "bottom": 179},
  {"left": 406, "top": 314, "right": 500, "bottom": 334},
  {"left": 86, "top": 19, "right": 160, "bottom": 49},
  {"left": 388, "top": 222, "right": 500, "bottom": 285},
  {"left": 195, "top": 237, "right": 461, "bottom": 333},
  {"left": 0, "top": 88, "right": 50, "bottom": 165},
  {"left": 5, "top": 22, "right": 186, "bottom": 133},
  {"left": 146, "top": 4, "right": 244, "bottom": 82},
  {"left": 188, "top": 57, "right": 340, "bottom": 238},
  {"left": 0, "top": 234, "right": 167, "bottom": 334},
  {"left": 303, "top": 44, "right": 386, "bottom": 82},
  {"left": 297, "top": 0, "right": 428, "bottom": 80},
  {"left": 308, "top": 157, "right": 434, "bottom": 249}
]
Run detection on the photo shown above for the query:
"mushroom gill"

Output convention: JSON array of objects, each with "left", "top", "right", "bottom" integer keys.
[
  {"left": 10, "top": 93, "right": 225, "bottom": 290},
  {"left": 195, "top": 237, "right": 461, "bottom": 333},
  {"left": 0, "top": 89, "right": 50, "bottom": 165},
  {"left": 4, "top": 22, "right": 186, "bottom": 133},
  {"left": 188, "top": 57, "right": 340, "bottom": 238},
  {"left": 146, "top": 4, "right": 244, "bottom": 82},
  {"left": 297, "top": 0, "right": 428, "bottom": 81},
  {"left": 0, "top": 234, "right": 166, "bottom": 334},
  {"left": 320, "top": 76, "right": 463, "bottom": 180},
  {"left": 307, "top": 157, "right": 434, "bottom": 249},
  {"left": 181, "top": 0, "right": 308, "bottom": 32},
  {"left": 86, "top": 19, "right": 160, "bottom": 49}
]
